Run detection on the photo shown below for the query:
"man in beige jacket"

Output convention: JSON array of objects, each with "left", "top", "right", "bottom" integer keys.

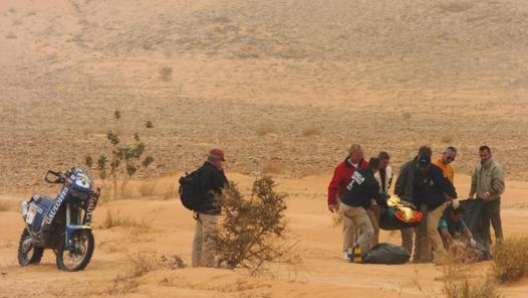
[{"left": 468, "top": 145, "right": 505, "bottom": 244}]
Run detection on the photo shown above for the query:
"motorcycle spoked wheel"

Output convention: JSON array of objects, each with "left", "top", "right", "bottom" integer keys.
[
  {"left": 18, "top": 229, "right": 44, "bottom": 266},
  {"left": 56, "top": 229, "right": 94, "bottom": 272}
]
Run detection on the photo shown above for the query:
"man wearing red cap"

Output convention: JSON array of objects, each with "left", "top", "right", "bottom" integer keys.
[{"left": 192, "top": 148, "right": 228, "bottom": 267}]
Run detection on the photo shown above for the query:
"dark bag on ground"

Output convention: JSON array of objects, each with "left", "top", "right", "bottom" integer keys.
[
  {"left": 379, "top": 207, "right": 422, "bottom": 230},
  {"left": 178, "top": 167, "right": 203, "bottom": 211},
  {"left": 362, "top": 243, "right": 410, "bottom": 264}
]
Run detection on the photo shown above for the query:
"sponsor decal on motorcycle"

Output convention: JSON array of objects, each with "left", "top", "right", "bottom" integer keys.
[
  {"left": 26, "top": 205, "right": 37, "bottom": 225},
  {"left": 45, "top": 186, "right": 69, "bottom": 225}
]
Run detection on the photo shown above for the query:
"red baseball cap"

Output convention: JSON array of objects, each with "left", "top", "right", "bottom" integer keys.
[{"left": 209, "top": 148, "right": 226, "bottom": 161}]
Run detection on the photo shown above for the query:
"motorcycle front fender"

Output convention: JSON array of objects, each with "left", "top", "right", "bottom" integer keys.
[{"left": 65, "top": 225, "right": 92, "bottom": 249}]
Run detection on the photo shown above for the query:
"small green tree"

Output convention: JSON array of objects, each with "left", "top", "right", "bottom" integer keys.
[
  {"left": 85, "top": 111, "right": 154, "bottom": 200},
  {"left": 214, "top": 176, "right": 290, "bottom": 275}
]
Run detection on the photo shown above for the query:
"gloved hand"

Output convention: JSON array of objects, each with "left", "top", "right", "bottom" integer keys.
[{"left": 451, "top": 198, "right": 460, "bottom": 209}]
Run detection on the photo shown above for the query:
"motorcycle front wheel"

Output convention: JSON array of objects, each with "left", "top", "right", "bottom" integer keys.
[
  {"left": 56, "top": 229, "right": 94, "bottom": 272},
  {"left": 18, "top": 229, "right": 44, "bottom": 266}
]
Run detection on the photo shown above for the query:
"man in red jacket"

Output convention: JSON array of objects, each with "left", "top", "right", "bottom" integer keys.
[{"left": 328, "top": 144, "right": 369, "bottom": 258}]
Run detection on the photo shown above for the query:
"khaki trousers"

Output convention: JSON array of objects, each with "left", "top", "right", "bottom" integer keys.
[
  {"left": 366, "top": 203, "right": 380, "bottom": 248},
  {"left": 426, "top": 202, "right": 447, "bottom": 259},
  {"left": 192, "top": 213, "right": 219, "bottom": 267},
  {"left": 341, "top": 207, "right": 358, "bottom": 252},
  {"left": 341, "top": 202, "right": 374, "bottom": 257},
  {"left": 414, "top": 202, "right": 448, "bottom": 262}
]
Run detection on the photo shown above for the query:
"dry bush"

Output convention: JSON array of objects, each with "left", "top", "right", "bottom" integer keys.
[
  {"left": 438, "top": 247, "right": 502, "bottom": 298},
  {"left": 127, "top": 252, "right": 186, "bottom": 277},
  {"left": 443, "top": 274, "right": 501, "bottom": 298},
  {"left": 109, "top": 251, "right": 186, "bottom": 294},
  {"left": 139, "top": 181, "right": 157, "bottom": 197},
  {"left": 85, "top": 111, "right": 154, "bottom": 200},
  {"left": 159, "top": 254, "right": 186, "bottom": 269},
  {"left": 215, "top": 177, "right": 289, "bottom": 275},
  {"left": 441, "top": 135, "right": 453, "bottom": 143},
  {"left": 5, "top": 32, "right": 17, "bottom": 39},
  {"left": 261, "top": 160, "right": 285, "bottom": 174},
  {"left": 0, "top": 198, "right": 19, "bottom": 212},
  {"left": 255, "top": 125, "right": 277, "bottom": 136},
  {"left": 162, "top": 184, "right": 177, "bottom": 200},
  {"left": 443, "top": 240, "right": 482, "bottom": 264},
  {"left": 100, "top": 210, "right": 151, "bottom": 231},
  {"left": 159, "top": 66, "right": 173, "bottom": 81},
  {"left": 301, "top": 127, "right": 321, "bottom": 137},
  {"left": 492, "top": 236, "right": 528, "bottom": 283}
]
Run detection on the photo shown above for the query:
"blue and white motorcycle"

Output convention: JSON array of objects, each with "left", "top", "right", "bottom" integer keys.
[{"left": 18, "top": 167, "right": 100, "bottom": 271}]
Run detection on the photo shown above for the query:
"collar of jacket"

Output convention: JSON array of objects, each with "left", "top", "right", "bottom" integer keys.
[
  {"left": 345, "top": 157, "right": 366, "bottom": 168},
  {"left": 480, "top": 158, "right": 493, "bottom": 169}
]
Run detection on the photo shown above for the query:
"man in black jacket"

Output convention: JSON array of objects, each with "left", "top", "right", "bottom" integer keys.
[
  {"left": 192, "top": 148, "right": 228, "bottom": 267},
  {"left": 340, "top": 157, "right": 388, "bottom": 262},
  {"left": 394, "top": 146, "right": 432, "bottom": 261},
  {"left": 414, "top": 154, "right": 458, "bottom": 262}
]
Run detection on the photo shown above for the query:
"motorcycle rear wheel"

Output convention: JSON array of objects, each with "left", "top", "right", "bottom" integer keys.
[
  {"left": 18, "top": 229, "right": 44, "bottom": 266},
  {"left": 56, "top": 229, "right": 94, "bottom": 272}
]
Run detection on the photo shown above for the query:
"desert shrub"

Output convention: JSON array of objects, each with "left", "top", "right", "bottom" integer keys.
[
  {"left": 492, "top": 236, "right": 528, "bottom": 283},
  {"left": 443, "top": 240, "right": 482, "bottom": 264},
  {"left": 255, "top": 125, "right": 276, "bottom": 136},
  {"left": 0, "top": 199, "right": 19, "bottom": 212},
  {"left": 139, "top": 181, "right": 157, "bottom": 197},
  {"left": 436, "top": 260, "right": 502, "bottom": 298},
  {"left": 443, "top": 275, "right": 501, "bottom": 298},
  {"left": 261, "top": 160, "right": 285, "bottom": 174},
  {"left": 159, "top": 254, "right": 186, "bottom": 269},
  {"left": 108, "top": 251, "right": 185, "bottom": 295},
  {"left": 441, "top": 135, "right": 453, "bottom": 143},
  {"left": 162, "top": 184, "right": 177, "bottom": 200},
  {"left": 215, "top": 177, "right": 289, "bottom": 275},
  {"left": 301, "top": 127, "right": 320, "bottom": 137},
  {"left": 159, "top": 66, "right": 173, "bottom": 81},
  {"left": 85, "top": 110, "right": 154, "bottom": 200},
  {"left": 100, "top": 210, "right": 151, "bottom": 231}
]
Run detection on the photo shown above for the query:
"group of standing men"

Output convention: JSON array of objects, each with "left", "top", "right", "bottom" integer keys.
[{"left": 328, "top": 144, "right": 505, "bottom": 263}]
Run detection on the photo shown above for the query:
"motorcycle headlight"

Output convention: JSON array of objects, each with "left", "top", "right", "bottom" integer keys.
[{"left": 71, "top": 189, "right": 90, "bottom": 201}]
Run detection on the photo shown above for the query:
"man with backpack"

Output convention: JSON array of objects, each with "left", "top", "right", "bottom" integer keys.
[{"left": 187, "top": 148, "right": 228, "bottom": 267}]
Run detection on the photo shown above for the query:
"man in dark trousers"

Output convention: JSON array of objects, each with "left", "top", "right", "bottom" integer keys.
[
  {"left": 468, "top": 145, "right": 505, "bottom": 244},
  {"left": 192, "top": 148, "right": 228, "bottom": 267},
  {"left": 340, "top": 157, "right": 388, "bottom": 262}
]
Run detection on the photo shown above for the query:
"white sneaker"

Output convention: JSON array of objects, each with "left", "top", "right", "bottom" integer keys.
[{"left": 343, "top": 251, "right": 350, "bottom": 260}]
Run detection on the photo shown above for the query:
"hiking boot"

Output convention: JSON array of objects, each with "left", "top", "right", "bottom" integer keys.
[{"left": 351, "top": 244, "right": 362, "bottom": 263}]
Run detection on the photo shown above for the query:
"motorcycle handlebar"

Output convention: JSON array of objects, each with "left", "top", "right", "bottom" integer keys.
[{"left": 44, "top": 170, "right": 65, "bottom": 184}]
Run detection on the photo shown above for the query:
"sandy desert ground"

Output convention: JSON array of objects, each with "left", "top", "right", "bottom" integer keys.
[{"left": 0, "top": 0, "right": 527, "bottom": 297}]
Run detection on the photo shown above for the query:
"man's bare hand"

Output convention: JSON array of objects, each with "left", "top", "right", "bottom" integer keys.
[{"left": 328, "top": 203, "right": 339, "bottom": 213}]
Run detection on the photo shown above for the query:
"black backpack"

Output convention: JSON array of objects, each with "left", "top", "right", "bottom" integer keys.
[{"left": 178, "top": 168, "right": 203, "bottom": 211}]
